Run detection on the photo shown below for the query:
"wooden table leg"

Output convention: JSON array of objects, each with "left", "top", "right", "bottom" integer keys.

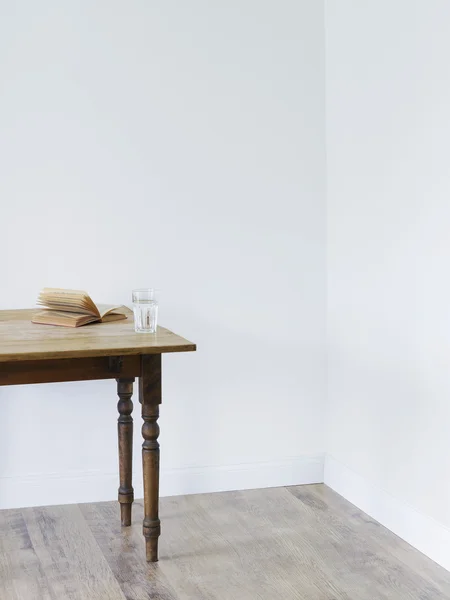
[
  {"left": 139, "top": 354, "right": 162, "bottom": 562},
  {"left": 117, "top": 378, "right": 135, "bottom": 526}
]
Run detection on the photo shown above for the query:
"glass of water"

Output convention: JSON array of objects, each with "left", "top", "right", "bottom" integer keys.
[{"left": 132, "top": 289, "right": 159, "bottom": 333}]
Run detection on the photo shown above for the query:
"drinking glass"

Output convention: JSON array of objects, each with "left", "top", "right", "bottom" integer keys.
[{"left": 132, "top": 289, "right": 158, "bottom": 333}]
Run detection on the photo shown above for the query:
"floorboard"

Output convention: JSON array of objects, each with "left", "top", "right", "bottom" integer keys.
[{"left": 0, "top": 484, "right": 449, "bottom": 600}]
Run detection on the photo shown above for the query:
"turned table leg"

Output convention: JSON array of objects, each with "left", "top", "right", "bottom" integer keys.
[
  {"left": 139, "top": 354, "right": 162, "bottom": 562},
  {"left": 117, "top": 378, "right": 135, "bottom": 526}
]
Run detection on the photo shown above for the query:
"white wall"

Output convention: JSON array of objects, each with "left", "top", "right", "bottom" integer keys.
[
  {"left": 0, "top": 0, "right": 326, "bottom": 508},
  {"left": 326, "top": 0, "right": 450, "bottom": 570}
]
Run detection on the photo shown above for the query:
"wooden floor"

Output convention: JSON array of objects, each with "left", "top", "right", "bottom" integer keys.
[{"left": 1, "top": 485, "right": 449, "bottom": 600}]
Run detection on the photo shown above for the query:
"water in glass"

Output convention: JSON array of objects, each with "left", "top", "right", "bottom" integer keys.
[
  {"left": 133, "top": 300, "right": 158, "bottom": 333},
  {"left": 132, "top": 289, "right": 159, "bottom": 333}
]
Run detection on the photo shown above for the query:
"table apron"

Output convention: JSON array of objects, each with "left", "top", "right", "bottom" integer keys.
[{"left": 0, "top": 356, "right": 142, "bottom": 386}]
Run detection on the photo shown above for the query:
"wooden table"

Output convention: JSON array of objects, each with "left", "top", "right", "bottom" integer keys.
[{"left": 0, "top": 309, "right": 196, "bottom": 562}]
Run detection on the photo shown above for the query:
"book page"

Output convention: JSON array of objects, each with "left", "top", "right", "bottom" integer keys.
[
  {"left": 38, "top": 288, "right": 99, "bottom": 317},
  {"left": 32, "top": 310, "right": 99, "bottom": 327},
  {"left": 101, "top": 312, "right": 128, "bottom": 323},
  {"left": 34, "top": 289, "right": 126, "bottom": 324},
  {"left": 96, "top": 304, "right": 126, "bottom": 319}
]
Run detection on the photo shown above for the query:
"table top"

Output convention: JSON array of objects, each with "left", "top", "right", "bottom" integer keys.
[{"left": 0, "top": 309, "right": 196, "bottom": 362}]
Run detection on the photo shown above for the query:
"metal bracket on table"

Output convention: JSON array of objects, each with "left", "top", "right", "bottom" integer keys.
[{"left": 109, "top": 356, "right": 124, "bottom": 374}]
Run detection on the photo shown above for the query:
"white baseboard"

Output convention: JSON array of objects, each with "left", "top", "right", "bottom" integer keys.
[
  {"left": 9, "top": 453, "right": 449, "bottom": 572},
  {"left": 0, "top": 453, "right": 324, "bottom": 510},
  {"left": 324, "top": 455, "right": 450, "bottom": 572}
]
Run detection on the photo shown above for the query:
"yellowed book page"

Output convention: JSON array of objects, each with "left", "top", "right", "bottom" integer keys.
[
  {"left": 37, "top": 288, "right": 99, "bottom": 317},
  {"left": 41, "top": 293, "right": 95, "bottom": 314},
  {"left": 101, "top": 312, "right": 127, "bottom": 323},
  {"left": 96, "top": 304, "right": 126, "bottom": 319},
  {"left": 31, "top": 310, "right": 99, "bottom": 328},
  {"left": 35, "top": 303, "right": 93, "bottom": 315}
]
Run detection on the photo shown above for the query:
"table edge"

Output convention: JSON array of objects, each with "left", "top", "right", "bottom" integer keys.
[{"left": 0, "top": 344, "right": 197, "bottom": 363}]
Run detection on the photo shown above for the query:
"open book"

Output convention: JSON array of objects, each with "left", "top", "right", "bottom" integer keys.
[{"left": 32, "top": 288, "right": 127, "bottom": 328}]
